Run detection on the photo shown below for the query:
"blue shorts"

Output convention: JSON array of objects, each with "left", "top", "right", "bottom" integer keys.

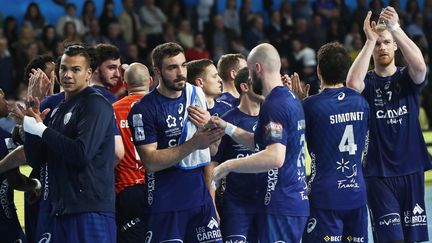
[
  {"left": 24, "top": 190, "right": 38, "bottom": 243},
  {"left": 221, "top": 212, "right": 257, "bottom": 242},
  {"left": 256, "top": 213, "right": 308, "bottom": 242},
  {"left": 34, "top": 197, "right": 54, "bottom": 242},
  {"left": 302, "top": 206, "right": 368, "bottom": 243},
  {"left": 366, "top": 172, "right": 429, "bottom": 242},
  {"left": 51, "top": 212, "right": 116, "bottom": 243},
  {"left": 143, "top": 202, "right": 222, "bottom": 242},
  {"left": 116, "top": 184, "right": 147, "bottom": 243}
]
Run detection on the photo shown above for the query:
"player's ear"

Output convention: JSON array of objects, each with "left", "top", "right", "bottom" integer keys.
[
  {"left": 195, "top": 78, "right": 204, "bottom": 87},
  {"left": 229, "top": 69, "right": 236, "bottom": 80},
  {"left": 153, "top": 67, "right": 161, "bottom": 76},
  {"left": 240, "top": 82, "right": 249, "bottom": 93}
]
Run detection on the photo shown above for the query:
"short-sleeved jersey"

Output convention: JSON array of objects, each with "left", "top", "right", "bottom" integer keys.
[
  {"left": 213, "top": 107, "right": 258, "bottom": 214},
  {"left": 303, "top": 87, "right": 369, "bottom": 210},
  {"left": 113, "top": 94, "right": 146, "bottom": 195},
  {"left": 208, "top": 99, "right": 232, "bottom": 117},
  {"left": 217, "top": 92, "right": 240, "bottom": 107},
  {"left": 362, "top": 67, "right": 432, "bottom": 177},
  {"left": 254, "top": 86, "right": 309, "bottom": 216},
  {"left": 128, "top": 89, "right": 211, "bottom": 213}
]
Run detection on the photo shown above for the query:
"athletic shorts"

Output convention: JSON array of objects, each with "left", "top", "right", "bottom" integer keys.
[
  {"left": 116, "top": 184, "right": 147, "bottom": 243},
  {"left": 51, "top": 212, "right": 116, "bottom": 243},
  {"left": 366, "top": 172, "right": 429, "bottom": 242},
  {"left": 143, "top": 202, "right": 222, "bottom": 242},
  {"left": 221, "top": 212, "right": 257, "bottom": 242},
  {"left": 0, "top": 212, "right": 27, "bottom": 243},
  {"left": 256, "top": 213, "right": 308, "bottom": 242},
  {"left": 34, "top": 197, "right": 54, "bottom": 243},
  {"left": 302, "top": 206, "right": 368, "bottom": 243}
]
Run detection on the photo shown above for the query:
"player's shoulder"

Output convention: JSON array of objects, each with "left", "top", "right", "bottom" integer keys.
[{"left": 221, "top": 107, "right": 239, "bottom": 121}]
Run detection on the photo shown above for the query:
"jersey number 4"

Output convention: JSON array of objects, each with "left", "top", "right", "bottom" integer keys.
[{"left": 338, "top": 125, "right": 357, "bottom": 155}]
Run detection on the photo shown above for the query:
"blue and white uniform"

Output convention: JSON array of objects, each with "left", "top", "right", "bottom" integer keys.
[
  {"left": 362, "top": 67, "right": 432, "bottom": 242},
  {"left": 0, "top": 128, "right": 26, "bottom": 243},
  {"left": 302, "top": 87, "right": 369, "bottom": 242},
  {"left": 128, "top": 88, "right": 222, "bottom": 242},
  {"left": 254, "top": 86, "right": 309, "bottom": 241},
  {"left": 213, "top": 107, "right": 258, "bottom": 242}
]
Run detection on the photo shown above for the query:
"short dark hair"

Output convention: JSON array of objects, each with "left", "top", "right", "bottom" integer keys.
[
  {"left": 234, "top": 67, "right": 250, "bottom": 95},
  {"left": 217, "top": 53, "right": 246, "bottom": 81},
  {"left": 63, "top": 44, "right": 92, "bottom": 68},
  {"left": 186, "top": 59, "right": 213, "bottom": 85},
  {"left": 23, "top": 54, "right": 54, "bottom": 83},
  {"left": 317, "top": 42, "right": 351, "bottom": 85},
  {"left": 94, "top": 43, "right": 120, "bottom": 67},
  {"left": 151, "top": 42, "right": 184, "bottom": 70}
]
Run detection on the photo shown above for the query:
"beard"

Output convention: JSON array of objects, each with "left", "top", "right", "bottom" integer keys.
[
  {"left": 251, "top": 70, "right": 263, "bottom": 95},
  {"left": 161, "top": 73, "right": 186, "bottom": 91},
  {"left": 99, "top": 72, "right": 117, "bottom": 88}
]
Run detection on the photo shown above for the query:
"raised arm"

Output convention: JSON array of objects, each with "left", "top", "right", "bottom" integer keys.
[
  {"left": 346, "top": 11, "right": 378, "bottom": 93},
  {"left": 208, "top": 116, "right": 255, "bottom": 151},
  {"left": 380, "top": 7, "right": 427, "bottom": 84}
]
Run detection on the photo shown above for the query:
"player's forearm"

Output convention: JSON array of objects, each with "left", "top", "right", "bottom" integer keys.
[
  {"left": 223, "top": 147, "right": 284, "bottom": 174},
  {"left": 392, "top": 28, "right": 427, "bottom": 84},
  {"left": 231, "top": 128, "right": 255, "bottom": 151},
  {"left": 114, "top": 135, "right": 125, "bottom": 165},
  {"left": 346, "top": 40, "right": 375, "bottom": 92},
  {"left": 139, "top": 139, "right": 198, "bottom": 172}
]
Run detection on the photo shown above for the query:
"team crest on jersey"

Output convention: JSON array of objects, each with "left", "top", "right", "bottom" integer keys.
[
  {"left": 63, "top": 112, "right": 72, "bottom": 125},
  {"left": 132, "top": 114, "right": 143, "bottom": 127},
  {"left": 265, "top": 121, "right": 283, "bottom": 139}
]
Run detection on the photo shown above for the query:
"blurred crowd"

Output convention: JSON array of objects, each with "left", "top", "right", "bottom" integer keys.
[{"left": 0, "top": 0, "right": 431, "bottom": 128}]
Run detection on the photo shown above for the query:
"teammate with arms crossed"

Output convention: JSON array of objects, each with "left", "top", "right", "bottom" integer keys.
[
  {"left": 128, "top": 42, "right": 224, "bottom": 242},
  {"left": 113, "top": 63, "right": 152, "bottom": 242},
  {"left": 212, "top": 43, "right": 309, "bottom": 242},
  {"left": 213, "top": 67, "right": 262, "bottom": 242},
  {"left": 301, "top": 42, "right": 369, "bottom": 242},
  {"left": 347, "top": 8, "right": 431, "bottom": 242}
]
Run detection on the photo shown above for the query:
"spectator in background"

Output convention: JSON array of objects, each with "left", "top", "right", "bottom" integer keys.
[
  {"left": 327, "top": 17, "right": 344, "bottom": 43},
  {"left": 185, "top": 33, "right": 211, "bottom": 61},
  {"left": 62, "top": 21, "right": 82, "bottom": 43},
  {"left": 280, "top": 1, "right": 294, "bottom": 33},
  {"left": 123, "top": 43, "right": 141, "bottom": 64},
  {"left": 206, "top": 15, "right": 235, "bottom": 61},
  {"left": 167, "top": 1, "right": 184, "bottom": 26},
  {"left": 23, "top": 2, "right": 46, "bottom": 38},
  {"left": 56, "top": 3, "right": 85, "bottom": 36},
  {"left": 353, "top": 0, "right": 368, "bottom": 27},
  {"left": 243, "top": 14, "right": 267, "bottom": 51},
  {"left": 239, "top": 0, "right": 254, "bottom": 34},
  {"left": 223, "top": 0, "right": 241, "bottom": 36},
  {"left": 293, "top": 17, "right": 310, "bottom": 46},
  {"left": 3, "top": 16, "right": 18, "bottom": 47},
  {"left": 293, "top": 0, "right": 314, "bottom": 24},
  {"left": 266, "top": 10, "right": 285, "bottom": 53},
  {"left": 405, "top": 0, "right": 420, "bottom": 24},
  {"left": 314, "top": 0, "right": 340, "bottom": 28},
  {"left": 38, "top": 25, "right": 59, "bottom": 57},
  {"left": 0, "top": 37, "right": 14, "bottom": 98},
  {"left": 81, "top": 0, "right": 97, "bottom": 34},
  {"left": 99, "top": 0, "right": 118, "bottom": 37},
  {"left": 177, "top": 19, "right": 194, "bottom": 49},
  {"left": 118, "top": 0, "right": 141, "bottom": 44},
  {"left": 344, "top": 22, "right": 362, "bottom": 51},
  {"left": 197, "top": 0, "right": 214, "bottom": 32},
  {"left": 106, "top": 21, "right": 127, "bottom": 59},
  {"left": 309, "top": 14, "right": 327, "bottom": 51},
  {"left": 83, "top": 18, "right": 109, "bottom": 46},
  {"left": 135, "top": 30, "right": 151, "bottom": 66},
  {"left": 406, "top": 12, "right": 428, "bottom": 48},
  {"left": 139, "top": 0, "right": 167, "bottom": 43}
]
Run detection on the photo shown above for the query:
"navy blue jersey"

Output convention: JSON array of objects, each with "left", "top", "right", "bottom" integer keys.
[
  {"left": 213, "top": 107, "right": 258, "bottom": 214},
  {"left": 217, "top": 92, "right": 240, "bottom": 107},
  {"left": 41, "top": 92, "right": 65, "bottom": 124},
  {"left": 128, "top": 89, "right": 211, "bottom": 213},
  {"left": 362, "top": 67, "right": 432, "bottom": 177},
  {"left": 303, "top": 87, "right": 369, "bottom": 210},
  {"left": 208, "top": 99, "right": 232, "bottom": 117},
  {"left": 24, "top": 87, "right": 116, "bottom": 215},
  {"left": 254, "top": 86, "right": 309, "bottom": 216},
  {"left": 92, "top": 85, "right": 118, "bottom": 104}
]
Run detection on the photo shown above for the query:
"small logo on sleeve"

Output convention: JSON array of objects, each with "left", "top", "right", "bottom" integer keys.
[{"left": 265, "top": 121, "right": 283, "bottom": 140}]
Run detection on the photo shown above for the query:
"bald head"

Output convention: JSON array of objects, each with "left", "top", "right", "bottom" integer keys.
[
  {"left": 124, "top": 63, "right": 150, "bottom": 89},
  {"left": 247, "top": 43, "right": 281, "bottom": 73}
]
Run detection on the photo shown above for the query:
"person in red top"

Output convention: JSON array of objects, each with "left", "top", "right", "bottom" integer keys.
[
  {"left": 113, "top": 62, "right": 152, "bottom": 243},
  {"left": 185, "top": 33, "right": 211, "bottom": 61}
]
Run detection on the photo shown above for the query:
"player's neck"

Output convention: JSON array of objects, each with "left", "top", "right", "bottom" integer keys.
[
  {"left": 239, "top": 97, "right": 260, "bottom": 116},
  {"left": 157, "top": 85, "right": 182, "bottom": 99},
  {"left": 263, "top": 74, "right": 283, "bottom": 97},
  {"left": 206, "top": 96, "right": 215, "bottom": 109},
  {"left": 222, "top": 81, "right": 240, "bottom": 98},
  {"left": 374, "top": 64, "right": 397, "bottom": 77},
  {"left": 128, "top": 87, "right": 147, "bottom": 95},
  {"left": 321, "top": 83, "right": 344, "bottom": 89}
]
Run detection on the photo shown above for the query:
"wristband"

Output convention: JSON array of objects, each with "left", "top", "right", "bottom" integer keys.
[
  {"left": 31, "top": 178, "right": 42, "bottom": 190},
  {"left": 23, "top": 116, "right": 47, "bottom": 138},
  {"left": 225, "top": 122, "right": 237, "bottom": 137},
  {"left": 388, "top": 22, "right": 400, "bottom": 32}
]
